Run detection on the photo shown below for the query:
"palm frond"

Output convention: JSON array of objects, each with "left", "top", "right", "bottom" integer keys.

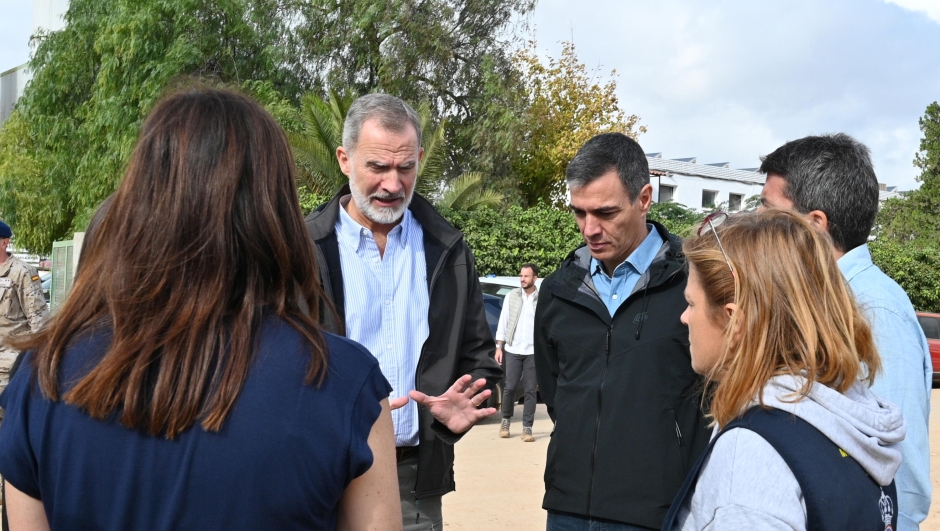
[
  {"left": 416, "top": 101, "right": 449, "bottom": 198},
  {"left": 460, "top": 188, "right": 505, "bottom": 211},
  {"left": 438, "top": 172, "right": 483, "bottom": 210},
  {"left": 288, "top": 89, "right": 356, "bottom": 195}
]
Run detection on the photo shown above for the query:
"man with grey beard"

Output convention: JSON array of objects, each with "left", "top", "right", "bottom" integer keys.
[{"left": 305, "top": 93, "right": 502, "bottom": 531}]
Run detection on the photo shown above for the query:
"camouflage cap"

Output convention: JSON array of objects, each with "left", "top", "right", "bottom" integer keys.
[{"left": 0, "top": 220, "right": 10, "bottom": 239}]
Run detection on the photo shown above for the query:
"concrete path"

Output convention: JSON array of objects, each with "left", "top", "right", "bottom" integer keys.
[{"left": 443, "top": 403, "right": 552, "bottom": 529}]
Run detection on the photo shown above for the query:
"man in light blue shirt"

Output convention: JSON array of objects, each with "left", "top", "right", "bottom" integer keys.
[
  {"left": 760, "top": 133, "right": 932, "bottom": 531},
  {"left": 306, "top": 94, "right": 502, "bottom": 531},
  {"left": 590, "top": 223, "right": 664, "bottom": 317}
]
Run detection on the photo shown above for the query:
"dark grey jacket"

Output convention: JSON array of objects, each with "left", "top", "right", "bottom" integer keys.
[
  {"left": 534, "top": 221, "right": 711, "bottom": 528},
  {"left": 305, "top": 186, "right": 502, "bottom": 499}
]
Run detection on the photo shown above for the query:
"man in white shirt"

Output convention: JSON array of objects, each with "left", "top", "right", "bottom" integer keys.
[{"left": 495, "top": 263, "right": 539, "bottom": 442}]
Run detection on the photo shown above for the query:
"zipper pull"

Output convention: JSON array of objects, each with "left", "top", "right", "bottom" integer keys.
[{"left": 675, "top": 419, "right": 683, "bottom": 447}]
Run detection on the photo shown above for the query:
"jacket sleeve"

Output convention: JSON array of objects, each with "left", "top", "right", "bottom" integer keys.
[
  {"left": 15, "top": 266, "right": 48, "bottom": 333},
  {"left": 430, "top": 246, "right": 502, "bottom": 444},
  {"left": 534, "top": 285, "right": 559, "bottom": 422}
]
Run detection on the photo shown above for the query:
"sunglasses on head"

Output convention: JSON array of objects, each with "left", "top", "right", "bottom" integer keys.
[{"left": 697, "top": 212, "right": 734, "bottom": 274}]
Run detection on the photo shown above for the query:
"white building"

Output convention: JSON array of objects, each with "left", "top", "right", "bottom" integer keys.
[
  {"left": 0, "top": 65, "right": 29, "bottom": 125},
  {"left": 647, "top": 153, "right": 902, "bottom": 211},
  {"left": 647, "top": 154, "right": 765, "bottom": 212},
  {"left": 879, "top": 184, "right": 900, "bottom": 202},
  {"left": 0, "top": 0, "right": 69, "bottom": 126}
]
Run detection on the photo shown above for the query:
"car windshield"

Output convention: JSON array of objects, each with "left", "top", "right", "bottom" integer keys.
[{"left": 480, "top": 283, "right": 516, "bottom": 298}]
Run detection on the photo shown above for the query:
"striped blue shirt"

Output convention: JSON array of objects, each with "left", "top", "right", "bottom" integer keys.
[
  {"left": 590, "top": 224, "right": 662, "bottom": 316},
  {"left": 336, "top": 201, "right": 430, "bottom": 447}
]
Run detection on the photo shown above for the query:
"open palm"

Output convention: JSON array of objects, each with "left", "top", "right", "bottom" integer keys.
[{"left": 406, "top": 374, "right": 496, "bottom": 434}]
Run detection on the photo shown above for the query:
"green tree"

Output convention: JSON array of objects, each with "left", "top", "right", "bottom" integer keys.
[
  {"left": 0, "top": 0, "right": 301, "bottom": 252},
  {"left": 288, "top": 90, "right": 356, "bottom": 196},
  {"left": 512, "top": 41, "right": 646, "bottom": 206},
  {"left": 876, "top": 102, "right": 940, "bottom": 243},
  {"left": 286, "top": 0, "right": 535, "bottom": 179},
  {"left": 436, "top": 172, "right": 503, "bottom": 211},
  {"left": 648, "top": 202, "right": 704, "bottom": 237},
  {"left": 870, "top": 240, "right": 940, "bottom": 312}
]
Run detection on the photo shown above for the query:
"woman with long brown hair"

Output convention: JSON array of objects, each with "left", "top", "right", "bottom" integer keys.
[
  {"left": 662, "top": 210, "right": 904, "bottom": 530},
  {"left": 0, "top": 87, "right": 401, "bottom": 530}
]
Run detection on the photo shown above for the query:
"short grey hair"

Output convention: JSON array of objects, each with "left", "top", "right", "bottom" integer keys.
[{"left": 342, "top": 93, "right": 422, "bottom": 151}]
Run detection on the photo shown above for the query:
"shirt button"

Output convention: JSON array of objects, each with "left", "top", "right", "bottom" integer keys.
[
  {"left": 612, "top": 294, "right": 618, "bottom": 300},
  {"left": 387, "top": 344, "right": 392, "bottom": 350},
  {"left": 373, "top": 257, "right": 379, "bottom": 264},
  {"left": 385, "top": 299, "right": 391, "bottom": 305}
]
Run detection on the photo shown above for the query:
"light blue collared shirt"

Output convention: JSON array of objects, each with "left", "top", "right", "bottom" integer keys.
[
  {"left": 336, "top": 201, "right": 430, "bottom": 447},
  {"left": 591, "top": 224, "right": 663, "bottom": 317},
  {"left": 839, "top": 244, "right": 932, "bottom": 530}
]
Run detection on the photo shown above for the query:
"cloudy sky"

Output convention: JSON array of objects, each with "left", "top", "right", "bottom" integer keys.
[
  {"left": 530, "top": 0, "right": 940, "bottom": 190},
  {"left": 2, "top": 0, "right": 938, "bottom": 190}
]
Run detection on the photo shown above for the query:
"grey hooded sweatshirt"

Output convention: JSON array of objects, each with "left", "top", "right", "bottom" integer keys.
[{"left": 673, "top": 374, "right": 906, "bottom": 530}]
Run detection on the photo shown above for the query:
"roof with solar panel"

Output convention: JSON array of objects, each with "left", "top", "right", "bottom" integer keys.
[{"left": 646, "top": 153, "right": 766, "bottom": 185}]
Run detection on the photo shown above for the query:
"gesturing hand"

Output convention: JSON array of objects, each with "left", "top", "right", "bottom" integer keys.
[{"left": 408, "top": 374, "right": 497, "bottom": 434}]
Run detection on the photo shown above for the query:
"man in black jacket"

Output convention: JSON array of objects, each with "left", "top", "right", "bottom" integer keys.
[
  {"left": 535, "top": 133, "right": 711, "bottom": 530},
  {"left": 305, "top": 93, "right": 502, "bottom": 531}
]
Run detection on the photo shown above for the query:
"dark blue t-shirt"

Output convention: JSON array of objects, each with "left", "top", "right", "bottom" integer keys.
[{"left": 0, "top": 318, "right": 391, "bottom": 530}]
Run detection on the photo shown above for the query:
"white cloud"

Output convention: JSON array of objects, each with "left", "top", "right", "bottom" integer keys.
[
  {"left": 885, "top": 0, "right": 940, "bottom": 24},
  {"left": 531, "top": 0, "right": 940, "bottom": 191}
]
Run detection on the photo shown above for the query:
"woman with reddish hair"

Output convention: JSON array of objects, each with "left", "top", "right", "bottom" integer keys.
[{"left": 664, "top": 210, "right": 904, "bottom": 531}]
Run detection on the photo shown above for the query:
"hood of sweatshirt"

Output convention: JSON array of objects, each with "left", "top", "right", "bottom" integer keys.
[{"left": 754, "top": 374, "right": 905, "bottom": 486}]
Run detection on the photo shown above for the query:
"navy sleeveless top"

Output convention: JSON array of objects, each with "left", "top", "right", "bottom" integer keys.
[
  {"left": 662, "top": 407, "right": 898, "bottom": 531},
  {"left": 0, "top": 318, "right": 392, "bottom": 530}
]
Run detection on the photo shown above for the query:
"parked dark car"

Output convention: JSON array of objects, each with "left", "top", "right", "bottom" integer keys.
[
  {"left": 482, "top": 293, "right": 503, "bottom": 339},
  {"left": 916, "top": 312, "right": 940, "bottom": 388}
]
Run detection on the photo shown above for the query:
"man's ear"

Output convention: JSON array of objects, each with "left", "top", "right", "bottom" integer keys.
[
  {"left": 637, "top": 183, "right": 654, "bottom": 213},
  {"left": 336, "top": 146, "right": 352, "bottom": 176},
  {"left": 805, "top": 210, "right": 830, "bottom": 234}
]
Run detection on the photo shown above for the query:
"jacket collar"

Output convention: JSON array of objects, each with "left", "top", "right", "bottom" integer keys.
[{"left": 550, "top": 220, "right": 684, "bottom": 307}]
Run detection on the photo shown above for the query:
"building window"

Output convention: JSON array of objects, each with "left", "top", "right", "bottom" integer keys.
[
  {"left": 702, "top": 190, "right": 718, "bottom": 209},
  {"left": 659, "top": 185, "right": 675, "bottom": 203},
  {"left": 729, "top": 193, "right": 743, "bottom": 212}
]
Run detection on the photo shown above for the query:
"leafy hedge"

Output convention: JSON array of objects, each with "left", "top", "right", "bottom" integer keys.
[
  {"left": 869, "top": 240, "right": 940, "bottom": 313},
  {"left": 299, "top": 187, "right": 940, "bottom": 312},
  {"left": 439, "top": 200, "right": 714, "bottom": 277},
  {"left": 439, "top": 204, "right": 583, "bottom": 277}
]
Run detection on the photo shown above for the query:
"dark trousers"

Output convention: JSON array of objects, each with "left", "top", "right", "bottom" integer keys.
[
  {"left": 398, "top": 452, "right": 443, "bottom": 531},
  {"left": 547, "top": 511, "right": 656, "bottom": 531},
  {"left": 500, "top": 352, "right": 537, "bottom": 427}
]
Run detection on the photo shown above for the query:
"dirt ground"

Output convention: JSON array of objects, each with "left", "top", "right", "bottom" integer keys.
[{"left": 443, "top": 391, "right": 940, "bottom": 530}]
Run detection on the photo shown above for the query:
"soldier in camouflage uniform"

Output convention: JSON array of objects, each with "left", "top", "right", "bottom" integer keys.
[{"left": 0, "top": 220, "right": 49, "bottom": 423}]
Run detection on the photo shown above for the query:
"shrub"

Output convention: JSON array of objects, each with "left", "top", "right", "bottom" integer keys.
[
  {"left": 869, "top": 240, "right": 940, "bottom": 312},
  {"left": 440, "top": 204, "right": 583, "bottom": 277}
]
